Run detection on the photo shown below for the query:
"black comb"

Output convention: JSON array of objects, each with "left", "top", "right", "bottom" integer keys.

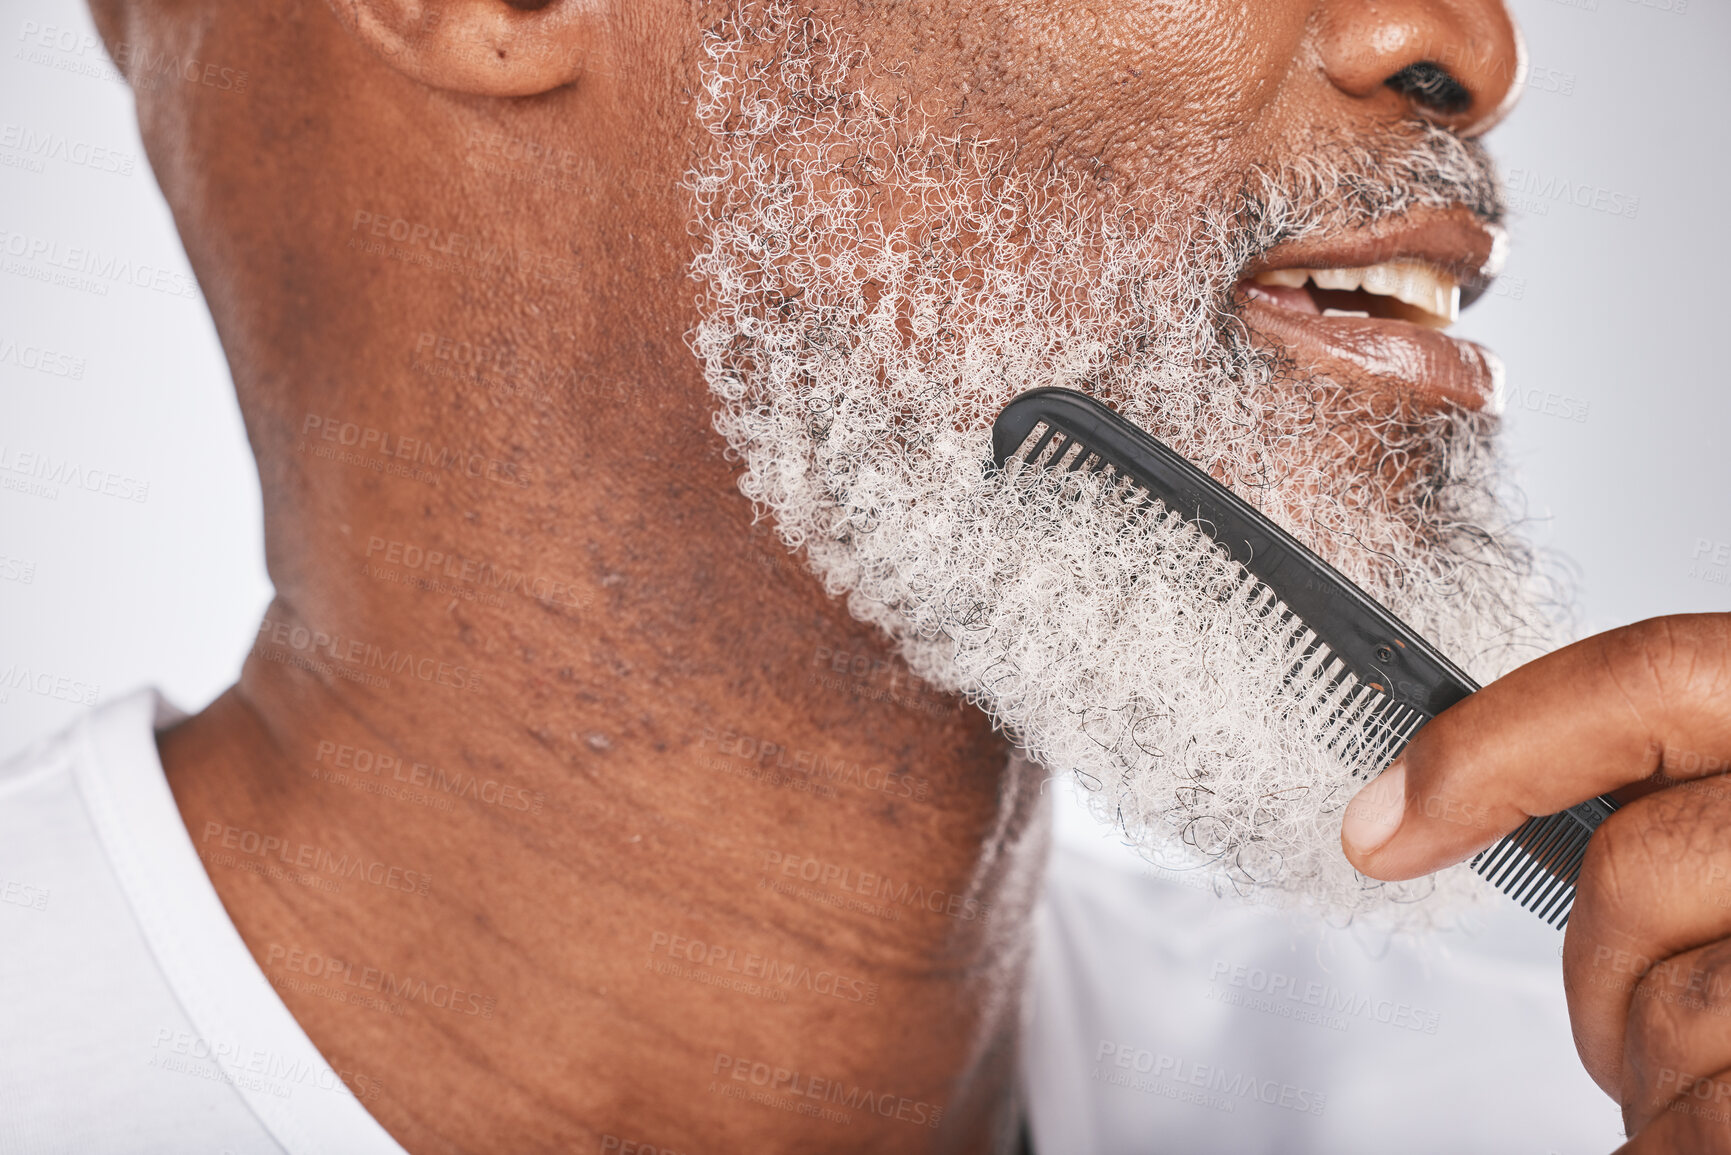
[{"left": 991, "top": 387, "right": 1618, "bottom": 928}]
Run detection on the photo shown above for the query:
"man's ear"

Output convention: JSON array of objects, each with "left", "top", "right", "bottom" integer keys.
[{"left": 326, "top": 0, "right": 598, "bottom": 96}]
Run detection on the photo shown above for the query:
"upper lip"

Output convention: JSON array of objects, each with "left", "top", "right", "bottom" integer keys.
[{"left": 1238, "top": 208, "right": 1506, "bottom": 310}]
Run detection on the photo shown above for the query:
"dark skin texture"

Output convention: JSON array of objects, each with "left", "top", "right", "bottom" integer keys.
[{"left": 83, "top": 0, "right": 1730, "bottom": 1150}]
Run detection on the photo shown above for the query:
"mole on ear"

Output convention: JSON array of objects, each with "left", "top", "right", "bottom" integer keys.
[{"left": 325, "top": 0, "right": 598, "bottom": 97}]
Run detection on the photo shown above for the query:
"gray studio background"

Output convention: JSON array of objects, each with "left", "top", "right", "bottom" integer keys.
[{"left": 2, "top": 0, "right": 1724, "bottom": 1150}]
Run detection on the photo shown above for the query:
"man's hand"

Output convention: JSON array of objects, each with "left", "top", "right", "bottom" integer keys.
[{"left": 1340, "top": 614, "right": 1731, "bottom": 1152}]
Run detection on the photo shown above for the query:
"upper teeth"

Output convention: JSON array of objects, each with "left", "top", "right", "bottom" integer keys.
[{"left": 1252, "top": 262, "right": 1460, "bottom": 327}]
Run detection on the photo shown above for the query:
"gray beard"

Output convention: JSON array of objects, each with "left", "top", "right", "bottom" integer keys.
[{"left": 688, "top": 4, "right": 1565, "bottom": 924}]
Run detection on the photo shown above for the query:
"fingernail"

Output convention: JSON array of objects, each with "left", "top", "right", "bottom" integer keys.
[{"left": 1343, "top": 761, "right": 1407, "bottom": 858}]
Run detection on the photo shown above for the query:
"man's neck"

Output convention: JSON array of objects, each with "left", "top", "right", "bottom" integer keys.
[{"left": 158, "top": 465, "right": 1049, "bottom": 1153}]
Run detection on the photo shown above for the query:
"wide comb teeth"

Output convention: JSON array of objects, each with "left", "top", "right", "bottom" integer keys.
[
  {"left": 1012, "top": 419, "right": 1415, "bottom": 758},
  {"left": 998, "top": 401, "right": 1619, "bottom": 928},
  {"left": 1010, "top": 418, "right": 1431, "bottom": 797},
  {"left": 1468, "top": 801, "right": 1614, "bottom": 928}
]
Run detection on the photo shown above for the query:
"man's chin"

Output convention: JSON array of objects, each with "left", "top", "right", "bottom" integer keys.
[{"left": 689, "top": 0, "right": 1561, "bottom": 926}]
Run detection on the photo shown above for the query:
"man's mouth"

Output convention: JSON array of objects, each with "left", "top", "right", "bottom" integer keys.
[
  {"left": 1232, "top": 209, "right": 1506, "bottom": 413},
  {"left": 1245, "top": 262, "right": 1460, "bottom": 328}
]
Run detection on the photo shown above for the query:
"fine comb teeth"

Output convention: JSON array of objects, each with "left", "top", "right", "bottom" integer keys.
[{"left": 991, "top": 387, "right": 1619, "bottom": 929}]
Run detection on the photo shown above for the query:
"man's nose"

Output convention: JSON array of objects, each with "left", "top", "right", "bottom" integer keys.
[{"left": 1315, "top": 0, "right": 1524, "bottom": 136}]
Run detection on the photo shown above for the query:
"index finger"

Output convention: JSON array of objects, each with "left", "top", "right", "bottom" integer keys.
[{"left": 1340, "top": 614, "right": 1731, "bottom": 882}]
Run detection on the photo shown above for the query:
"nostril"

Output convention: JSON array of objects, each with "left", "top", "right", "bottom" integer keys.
[{"left": 1386, "top": 62, "right": 1474, "bottom": 117}]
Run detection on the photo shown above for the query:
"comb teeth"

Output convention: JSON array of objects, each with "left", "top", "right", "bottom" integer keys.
[
  {"left": 1468, "top": 798, "right": 1617, "bottom": 928},
  {"left": 999, "top": 402, "right": 1621, "bottom": 928},
  {"left": 1011, "top": 419, "right": 1427, "bottom": 782}
]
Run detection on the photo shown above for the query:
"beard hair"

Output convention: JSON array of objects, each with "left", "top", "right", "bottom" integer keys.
[{"left": 688, "top": 2, "right": 1568, "bottom": 925}]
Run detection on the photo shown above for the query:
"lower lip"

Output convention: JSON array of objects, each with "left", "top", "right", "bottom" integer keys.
[{"left": 1234, "top": 284, "right": 1501, "bottom": 414}]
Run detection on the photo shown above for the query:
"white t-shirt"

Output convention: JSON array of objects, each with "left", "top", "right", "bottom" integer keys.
[
  {"left": 1024, "top": 795, "right": 1625, "bottom": 1153},
  {"left": 0, "top": 691, "right": 406, "bottom": 1155},
  {"left": 0, "top": 692, "right": 1621, "bottom": 1153}
]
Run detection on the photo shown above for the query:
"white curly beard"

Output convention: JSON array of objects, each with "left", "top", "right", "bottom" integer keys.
[{"left": 688, "top": 3, "right": 1565, "bottom": 925}]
